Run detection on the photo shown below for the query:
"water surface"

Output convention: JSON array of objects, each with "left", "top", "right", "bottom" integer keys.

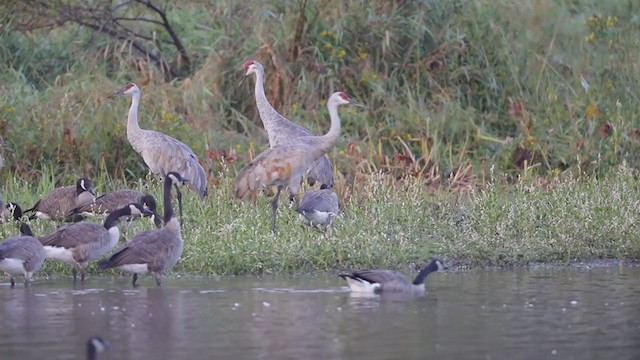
[{"left": 0, "top": 266, "right": 638, "bottom": 359}]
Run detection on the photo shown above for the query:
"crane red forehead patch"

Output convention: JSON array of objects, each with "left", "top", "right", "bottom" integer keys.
[
  {"left": 123, "top": 83, "right": 136, "bottom": 91},
  {"left": 339, "top": 92, "right": 349, "bottom": 100},
  {"left": 243, "top": 60, "right": 255, "bottom": 69}
]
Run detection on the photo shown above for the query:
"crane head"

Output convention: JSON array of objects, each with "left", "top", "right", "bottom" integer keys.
[
  {"left": 235, "top": 60, "right": 263, "bottom": 91},
  {"left": 332, "top": 92, "right": 365, "bottom": 108},
  {"left": 108, "top": 83, "right": 139, "bottom": 98}
]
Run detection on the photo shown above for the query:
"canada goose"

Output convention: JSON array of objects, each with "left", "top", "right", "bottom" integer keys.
[
  {"left": 87, "top": 336, "right": 111, "bottom": 360},
  {"left": 99, "top": 172, "right": 187, "bottom": 287},
  {"left": 297, "top": 184, "right": 339, "bottom": 228},
  {"left": 39, "top": 203, "right": 152, "bottom": 282},
  {"left": 0, "top": 201, "right": 24, "bottom": 223},
  {"left": 67, "top": 189, "right": 161, "bottom": 227},
  {"left": 339, "top": 259, "right": 448, "bottom": 293},
  {"left": 0, "top": 223, "right": 46, "bottom": 287},
  {"left": 25, "top": 177, "right": 96, "bottom": 221}
]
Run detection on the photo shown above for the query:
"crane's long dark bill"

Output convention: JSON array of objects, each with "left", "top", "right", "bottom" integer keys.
[{"left": 235, "top": 74, "right": 248, "bottom": 91}]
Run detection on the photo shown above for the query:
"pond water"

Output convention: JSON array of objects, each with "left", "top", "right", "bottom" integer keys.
[{"left": 0, "top": 265, "right": 639, "bottom": 359}]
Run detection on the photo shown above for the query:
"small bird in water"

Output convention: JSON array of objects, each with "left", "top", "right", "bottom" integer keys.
[{"left": 339, "top": 259, "right": 448, "bottom": 294}]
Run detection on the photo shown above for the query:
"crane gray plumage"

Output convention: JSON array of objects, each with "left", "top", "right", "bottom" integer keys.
[
  {"left": 0, "top": 201, "right": 23, "bottom": 223},
  {"left": 87, "top": 336, "right": 111, "bottom": 360},
  {"left": 0, "top": 223, "right": 46, "bottom": 287},
  {"left": 67, "top": 189, "right": 161, "bottom": 227},
  {"left": 25, "top": 177, "right": 95, "bottom": 221},
  {"left": 239, "top": 60, "right": 334, "bottom": 188},
  {"left": 339, "top": 259, "right": 448, "bottom": 293},
  {"left": 297, "top": 185, "right": 339, "bottom": 228},
  {"left": 109, "top": 82, "right": 208, "bottom": 220},
  {"left": 98, "top": 172, "right": 186, "bottom": 287},
  {"left": 39, "top": 203, "right": 152, "bottom": 282},
  {"left": 235, "top": 92, "right": 362, "bottom": 233}
]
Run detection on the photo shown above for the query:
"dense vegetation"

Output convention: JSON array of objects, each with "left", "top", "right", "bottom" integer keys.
[{"left": 0, "top": 0, "right": 638, "bottom": 275}]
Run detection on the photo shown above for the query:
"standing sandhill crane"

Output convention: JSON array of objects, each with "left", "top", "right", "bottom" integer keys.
[
  {"left": 0, "top": 201, "right": 23, "bottom": 223},
  {"left": 297, "top": 185, "right": 339, "bottom": 229},
  {"left": 99, "top": 172, "right": 187, "bottom": 287},
  {"left": 108, "top": 83, "right": 208, "bottom": 220},
  {"left": 339, "top": 259, "right": 448, "bottom": 294},
  {"left": 235, "top": 92, "right": 362, "bottom": 233},
  {"left": 0, "top": 223, "right": 46, "bottom": 287},
  {"left": 39, "top": 203, "right": 152, "bottom": 282},
  {"left": 25, "top": 177, "right": 95, "bottom": 221},
  {"left": 238, "top": 60, "right": 334, "bottom": 188},
  {"left": 67, "top": 190, "right": 161, "bottom": 227}
]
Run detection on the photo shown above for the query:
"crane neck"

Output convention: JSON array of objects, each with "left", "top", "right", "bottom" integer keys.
[
  {"left": 127, "top": 92, "right": 142, "bottom": 134},
  {"left": 314, "top": 100, "right": 342, "bottom": 155},
  {"left": 252, "top": 69, "right": 281, "bottom": 136}
]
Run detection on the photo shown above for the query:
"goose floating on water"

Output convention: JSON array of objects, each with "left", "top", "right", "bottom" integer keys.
[{"left": 339, "top": 259, "right": 448, "bottom": 293}]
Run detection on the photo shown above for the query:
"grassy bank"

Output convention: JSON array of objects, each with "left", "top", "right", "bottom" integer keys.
[
  {"left": 1, "top": 164, "right": 638, "bottom": 277},
  {"left": 1, "top": 0, "right": 640, "bottom": 276}
]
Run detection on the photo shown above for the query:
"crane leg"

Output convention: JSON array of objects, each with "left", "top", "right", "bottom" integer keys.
[
  {"left": 271, "top": 186, "right": 283, "bottom": 234},
  {"left": 132, "top": 274, "right": 139, "bottom": 288},
  {"left": 72, "top": 267, "right": 78, "bottom": 283},
  {"left": 10, "top": 277, "right": 15, "bottom": 287},
  {"left": 174, "top": 184, "right": 183, "bottom": 223}
]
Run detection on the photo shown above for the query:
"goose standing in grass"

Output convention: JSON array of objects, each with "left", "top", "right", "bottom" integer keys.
[
  {"left": 109, "top": 83, "right": 208, "bottom": 220},
  {"left": 297, "top": 184, "right": 339, "bottom": 229},
  {"left": 0, "top": 223, "right": 46, "bottom": 287},
  {"left": 0, "top": 201, "right": 24, "bottom": 223},
  {"left": 25, "top": 177, "right": 95, "bottom": 221},
  {"left": 67, "top": 189, "right": 161, "bottom": 227},
  {"left": 235, "top": 92, "right": 362, "bottom": 233},
  {"left": 339, "top": 259, "right": 448, "bottom": 293},
  {"left": 238, "top": 59, "right": 334, "bottom": 188},
  {"left": 86, "top": 336, "right": 111, "bottom": 360},
  {"left": 99, "top": 172, "right": 187, "bottom": 287},
  {"left": 39, "top": 203, "right": 152, "bottom": 282}
]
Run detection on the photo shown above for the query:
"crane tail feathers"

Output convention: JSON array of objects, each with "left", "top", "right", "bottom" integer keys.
[{"left": 234, "top": 162, "right": 265, "bottom": 201}]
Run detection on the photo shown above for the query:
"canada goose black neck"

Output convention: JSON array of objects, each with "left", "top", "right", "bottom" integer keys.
[
  {"left": 163, "top": 175, "right": 175, "bottom": 225},
  {"left": 103, "top": 205, "right": 134, "bottom": 230},
  {"left": 19, "top": 223, "right": 33, "bottom": 236},
  {"left": 8, "top": 202, "right": 23, "bottom": 221},
  {"left": 87, "top": 336, "right": 110, "bottom": 360},
  {"left": 412, "top": 260, "right": 440, "bottom": 286}
]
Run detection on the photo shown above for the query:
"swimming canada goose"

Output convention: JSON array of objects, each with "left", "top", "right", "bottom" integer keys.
[
  {"left": 86, "top": 336, "right": 111, "bottom": 360},
  {"left": 339, "top": 259, "right": 448, "bottom": 293},
  {"left": 39, "top": 203, "right": 152, "bottom": 282},
  {"left": 67, "top": 189, "right": 161, "bottom": 227},
  {"left": 99, "top": 172, "right": 187, "bottom": 287},
  {"left": 0, "top": 223, "right": 46, "bottom": 287},
  {"left": 25, "top": 177, "right": 96, "bottom": 221},
  {"left": 297, "top": 184, "right": 339, "bottom": 228},
  {"left": 0, "top": 201, "right": 24, "bottom": 223}
]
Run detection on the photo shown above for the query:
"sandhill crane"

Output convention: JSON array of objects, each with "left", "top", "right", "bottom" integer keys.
[
  {"left": 297, "top": 184, "right": 339, "bottom": 229},
  {"left": 39, "top": 203, "right": 152, "bottom": 282},
  {"left": 0, "top": 223, "right": 46, "bottom": 287},
  {"left": 0, "top": 201, "right": 23, "bottom": 223},
  {"left": 109, "top": 83, "right": 207, "bottom": 219},
  {"left": 87, "top": 336, "right": 111, "bottom": 360},
  {"left": 339, "top": 259, "right": 448, "bottom": 293},
  {"left": 25, "top": 177, "right": 95, "bottom": 221},
  {"left": 67, "top": 190, "right": 161, "bottom": 227},
  {"left": 99, "top": 172, "right": 187, "bottom": 287},
  {"left": 235, "top": 92, "right": 362, "bottom": 233},
  {"left": 238, "top": 59, "right": 334, "bottom": 188}
]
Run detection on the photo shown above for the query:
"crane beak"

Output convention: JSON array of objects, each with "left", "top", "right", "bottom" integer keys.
[
  {"left": 235, "top": 73, "right": 248, "bottom": 92},
  {"left": 349, "top": 99, "right": 366, "bottom": 108},
  {"left": 107, "top": 89, "right": 124, "bottom": 98}
]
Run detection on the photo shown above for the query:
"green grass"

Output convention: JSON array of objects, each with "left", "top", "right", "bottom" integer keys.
[
  {"left": 0, "top": 0, "right": 639, "bottom": 278},
  {"left": 1, "top": 164, "right": 639, "bottom": 278}
]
